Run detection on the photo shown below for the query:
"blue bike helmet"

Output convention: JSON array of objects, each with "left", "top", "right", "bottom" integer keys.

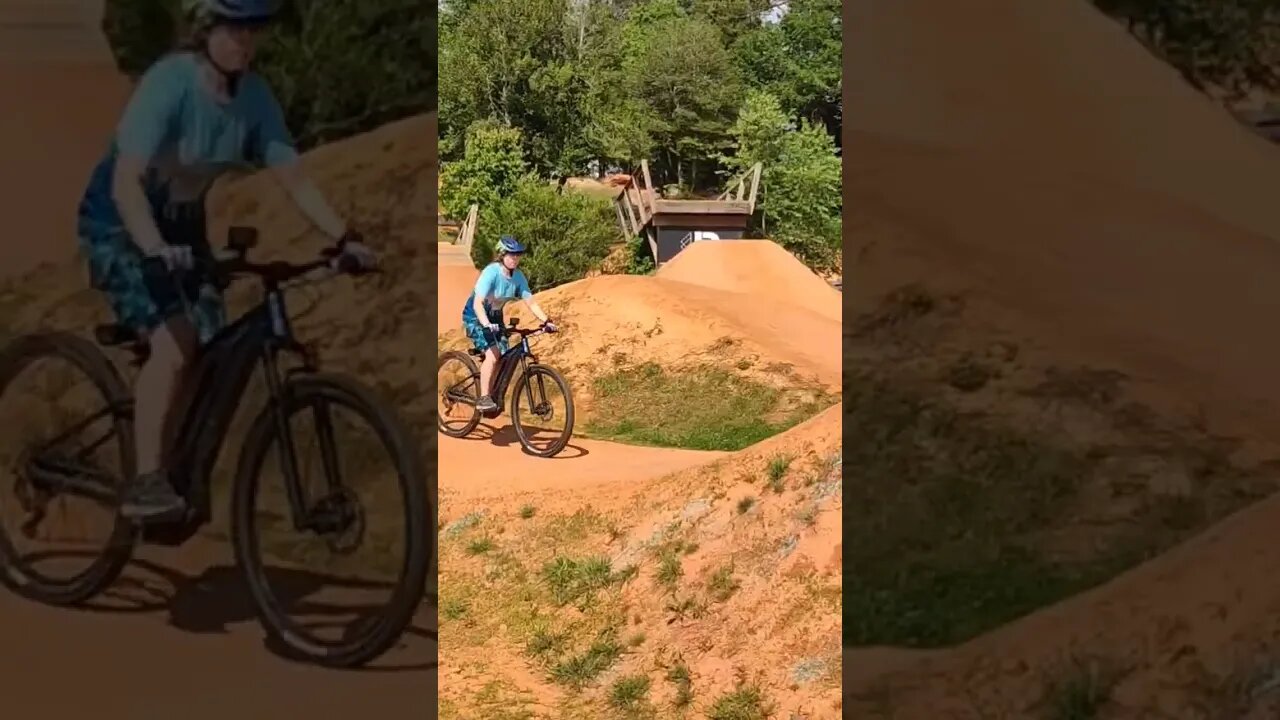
[
  {"left": 184, "top": 0, "right": 281, "bottom": 26},
  {"left": 495, "top": 235, "right": 527, "bottom": 255}
]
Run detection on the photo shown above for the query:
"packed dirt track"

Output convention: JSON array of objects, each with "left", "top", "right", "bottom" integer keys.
[
  {"left": 437, "top": 238, "right": 842, "bottom": 717},
  {"left": 848, "top": 0, "right": 1280, "bottom": 716}
]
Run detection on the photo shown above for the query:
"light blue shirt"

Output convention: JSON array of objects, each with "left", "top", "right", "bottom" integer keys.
[
  {"left": 78, "top": 51, "right": 298, "bottom": 234},
  {"left": 463, "top": 262, "right": 533, "bottom": 322}
]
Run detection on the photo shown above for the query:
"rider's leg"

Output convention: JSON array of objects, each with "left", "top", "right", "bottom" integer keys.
[
  {"left": 480, "top": 346, "right": 499, "bottom": 395},
  {"left": 122, "top": 315, "right": 195, "bottom": 518}
]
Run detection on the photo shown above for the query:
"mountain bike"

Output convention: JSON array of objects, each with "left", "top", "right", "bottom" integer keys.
[
  {"left": 0, "top": 226, "right": 431, "bottom": 668},
  {"left": 437, "top": 318, "right": 574, "bottom": 458}
]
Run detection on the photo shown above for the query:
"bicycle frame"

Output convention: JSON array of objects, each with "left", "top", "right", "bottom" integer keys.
[
  {"left": 486, "top": 333, "right": 541, "bottom": 414},
  {"left": 146, "top": 282, "right": 319, "bottom": 545}
]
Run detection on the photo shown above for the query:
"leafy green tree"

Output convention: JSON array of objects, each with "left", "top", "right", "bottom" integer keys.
[
  {"left": 619, "top": 0, "right": 744, "bottom": 188},
  {"left": 469, "top": 178, "right": 620, "bottom": 290},
  {"left": 733, "top": 0, "right": 841, "bottom": 134},
  {"left": 725, "top": 91, "right": 841, "bottom": 270},
  {"left": 440, "top": 122, "right": 529, "bottom": 219}
]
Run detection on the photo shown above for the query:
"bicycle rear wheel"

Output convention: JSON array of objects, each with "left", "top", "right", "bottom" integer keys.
[
  {"left": 0, "top": 332, "right": 137, "bottom": 605},
  {"left": 511, "top": 364, "right": 574, "bottom": 458},
  {"left": 437, "top": 350, "right": 481, "bottom": 438},
  {"left": 231, "top": 373, "right": 431, "bottom": 668}
]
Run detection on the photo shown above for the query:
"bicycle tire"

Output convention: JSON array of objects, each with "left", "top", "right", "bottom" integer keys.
[
  {"left": 437, "top": 350, "right": 481, "bottom": 438},
  {"left": 230, "top": 372, "right": 432, "bottom": 668},
  {"left": 511, "top": 364, "right": 574, "bottom": 458},
  {"left": 0, "top": 332, "right": 138, "bottom": 605}
]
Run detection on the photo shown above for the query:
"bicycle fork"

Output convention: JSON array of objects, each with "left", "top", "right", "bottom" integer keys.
[{"left": 261, "top": 343, "right": 347, "bottom": 534}]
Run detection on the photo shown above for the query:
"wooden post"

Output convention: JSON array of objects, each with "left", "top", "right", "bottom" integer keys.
[
  {"left": 641, "top": 160, "right": 656, "bottom": 217},
  {"left": 746, "top": 163, "right": 762, "bottom": 213}
]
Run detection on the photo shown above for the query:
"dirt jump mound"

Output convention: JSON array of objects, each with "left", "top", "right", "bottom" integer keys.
[{"left": 657, "top": 238, "right": 841, "bottom": 322}]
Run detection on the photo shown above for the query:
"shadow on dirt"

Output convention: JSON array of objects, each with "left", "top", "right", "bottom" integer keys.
[
  {"left": 12, "top": 550, "right": 436, "bottom": 672},
  {"left": 467, "top": 422, "right": 588, "bottom": 458}
]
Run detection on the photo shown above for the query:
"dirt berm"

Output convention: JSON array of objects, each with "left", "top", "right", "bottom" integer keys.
[{"left": 847, "top": 0, "right": 1280, "bottom": 717}]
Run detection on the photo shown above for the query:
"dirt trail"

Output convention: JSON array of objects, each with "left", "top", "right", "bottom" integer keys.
[
  {"left": 0, "top": 60, "right": 131, "bottom": 277},
  {"left": 437, "top": 243, "right": 475, "bottom": 333},
  {"left": 847, "top": 0, "right": 1280, "bottom": 715},
  {"left": 0, "top": 538, "right": 435, "bottom": 719}
]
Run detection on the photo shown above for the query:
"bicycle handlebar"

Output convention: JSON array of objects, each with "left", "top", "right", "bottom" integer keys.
[{"left": 151, "top": 245, "right": 373, "bottom": 290}]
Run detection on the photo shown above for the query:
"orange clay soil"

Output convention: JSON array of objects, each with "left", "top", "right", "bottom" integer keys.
[
  {"left": 847, "top": 0, "right": 1280, "bottom": 716},
  {"left": 0, "top": 112, "right": 437, "bottom": 718},
  {"left": 437, "top": 239, "right": 841, "bottom": 717}
]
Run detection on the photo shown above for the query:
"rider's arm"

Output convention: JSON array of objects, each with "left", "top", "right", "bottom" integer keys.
[
  {"left": 273, "top": 161, "right": 348, "bottom": 240},
  {"left": 473, "top": 265, "right": 497, "bottom": 323},
  {"left": 518, "top": 273, "right": 549, "bottom": 323},
  {"left": 111, "top": 58, "right": 184, "bottom": 255},
  {"left": 112, "top": 155, "right": 167, "bottom": 254},
  {"left": 249, "top": 78, "right": 348, "bottom": 241}
]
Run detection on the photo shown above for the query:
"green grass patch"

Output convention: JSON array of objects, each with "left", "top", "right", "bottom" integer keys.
[
  {"left": 843, "top": 374, "right": 1097, "bottom": 647},
  {"left": 707, "top": 684, "right": 773, "bottom": 720},
  {"left": 541, "top": 556, "right": 616, "bottom": 607},
  {"left": 551, "top": 632, "right": 624, "bottom": 687},
  {"left": 667, "top": 661, "right": 693, "bottom": 708},
  {"left": 467, "top": 536, "right": 496, "bottom": 555},
  {"left": 609, "top": 674, "right": 652, "bottom": 712},
  {"left": 706, "top": 565, "right": 740, "bottom": 603},
  {"left": 584, "top": 362, "right": 831, "bottom": 451},
  {"left": 766, "top": 454, "right": 792, "bottom": 492},
  {"left": 519, "top": 504, "right": 536, "bottom": 519}
]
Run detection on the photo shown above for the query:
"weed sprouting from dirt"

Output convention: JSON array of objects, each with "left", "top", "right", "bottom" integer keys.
[
  {"left": 1040, "top": 656, "right": 1123, "bottom": 720},
  {"left": 707, "top": 683, "right": 774, "bottom": 720},
  {"left": 550, "top": 630, "right": 624, "bottom": 687},
  {"left": 542, "top": 556, "right": 615, "bottom": 607},
  {"left": 737, "top": 496, "right": 756, "bottom": 514},
  {"left": 707, "top": 564, "right": 740, "bottom": 603},
  {"left": 467, "top": 536, "right": 496, "bottom": 555},
  {"left": 667, "top": 660, "right": 694, "bottom": 707},
  {"left": 766, "top": 454, "right": 792, "bottom": 492},
  {"left": 519, "top": 504, "right": 536, "bottom": 519},
  {"left": 609, "top": 674, "right": 652, "bottom": 712}
]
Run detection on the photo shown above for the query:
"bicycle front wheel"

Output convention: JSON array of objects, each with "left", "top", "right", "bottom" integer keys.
[
  {"left": 231, "top": 373, "right": 431, "bottom": 668},
  {"left": 511, "top": 364, "right": 574, "bottom": 458}
]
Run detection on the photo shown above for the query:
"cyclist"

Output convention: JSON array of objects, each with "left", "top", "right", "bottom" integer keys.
[
  {"left": 77, "top": 0, "right": 374, "bottom": 521},
  {"left": 463, "top": 235, "right": 556, "bottom": 413}
]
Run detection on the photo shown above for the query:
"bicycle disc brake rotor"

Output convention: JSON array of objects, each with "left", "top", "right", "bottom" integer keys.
[{"left": 310, "top": 487, "right": 365, "bottom": 555}]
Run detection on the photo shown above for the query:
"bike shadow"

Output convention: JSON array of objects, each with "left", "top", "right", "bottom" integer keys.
[
  {"left": 470, "top": 422, "right": 589, "bottom": 458},
  {"left": 17, "top": 550, "right": 436, "bottom": 672}
]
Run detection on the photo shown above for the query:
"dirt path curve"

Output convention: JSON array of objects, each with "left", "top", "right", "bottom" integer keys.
[
  {"left": 435, "top": 243, "right": 726, "bottom": 509},
  {"left": 0, "top": 536, "right": 435, "bottom": 719}
]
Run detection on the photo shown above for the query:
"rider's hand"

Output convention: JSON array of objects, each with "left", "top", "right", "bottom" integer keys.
[
  {"left": 332, "top": 230, "right": 377, "bottom": 273},
  {"left": 146, "top": 244, "right": 195, "bottom": 272},
  {"left": 543, "top": 320, "right": 558, "bottom": 333},
  {"left": 485, "top": 322, "right": 503, "bottom": 336}
]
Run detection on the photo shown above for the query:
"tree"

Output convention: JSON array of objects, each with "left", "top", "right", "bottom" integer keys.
[
  {"left": 725, "top": 91, "right": 841, "bottom": 270},
  {"left": 439, "top": 122, "right": 529, "bottom": 219}
]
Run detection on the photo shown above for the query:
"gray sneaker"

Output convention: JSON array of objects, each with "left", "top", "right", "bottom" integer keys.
[
  {"left": 476, "top": 395, "right": 498, "bottom": 413},
  {"left": 120, "top": 470, "right": 186, "bottom": 521}
]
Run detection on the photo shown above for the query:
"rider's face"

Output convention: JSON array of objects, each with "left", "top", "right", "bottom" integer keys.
[
  {"left": 207, "top": 23, "right": 264, "bottom": 72},
  {"left": 502, "top": 253, "right": 522, "bottom": 270}
]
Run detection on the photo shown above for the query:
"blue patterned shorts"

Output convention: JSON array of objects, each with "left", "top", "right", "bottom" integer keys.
[{"left": 79, "top": 221, "right": 226, "bottom": 346}]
